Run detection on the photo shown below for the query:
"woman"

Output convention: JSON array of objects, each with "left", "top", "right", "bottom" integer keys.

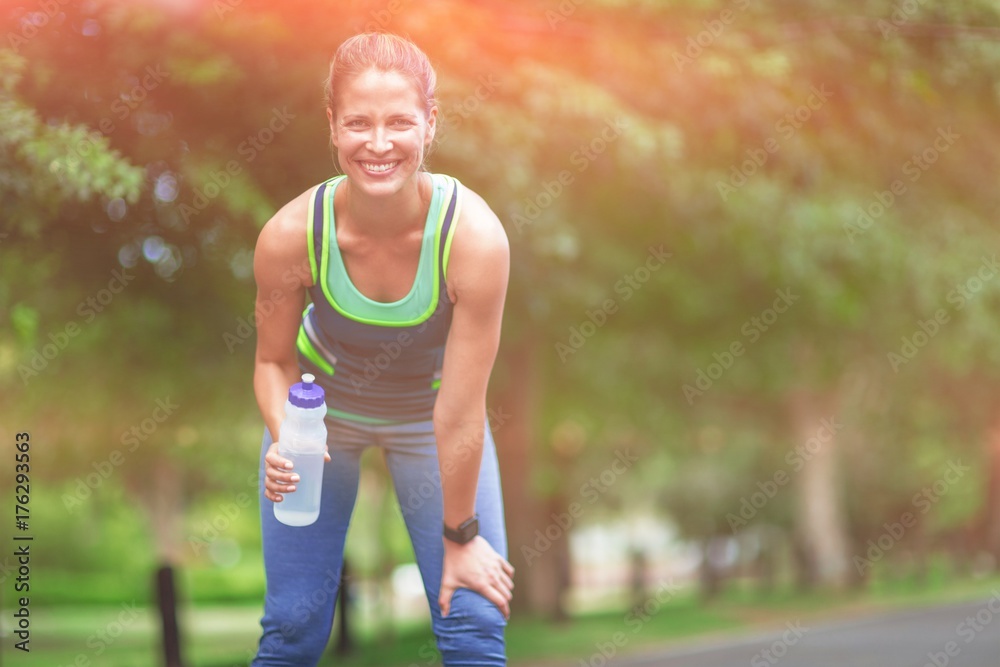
[{"left": 251, "top": 32, "right": 514, "bottom": 666}]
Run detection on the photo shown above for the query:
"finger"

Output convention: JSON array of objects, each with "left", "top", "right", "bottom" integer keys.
[
  {"left": 265, "top": 452, "right": 293, "bottom": 471},
  {"left": 493, "top": 559, "right": 512, "bottom": 580},
  {"left": 265, "top": 463, "right": 299, "bottom": 482},
  {"left": 267, "top": 459, "right": 294, "bottom": 474},
  {"left": 438, "top": 583, "right": 455, "bottom": 618},
  {"left": 271, "top": 468, "right": 300, "bottom": 482},
  {"left": 500, "top": 559, "right": 515, "bottom": 578},
  {"left": 481, "top": 585, "right": 511, "bottom": 619},
  {"left": 266, "top": 463, "right": 295, "bottom": 479},
  {"left": 488, "top": 565, "right": 512, "bottom": 591},
  {"left": 264, "top": 477, "right": 297, "bottom": 494},
  {"left": 265, "top": 470, "right": 299, "bottom": 486},
  {"left": 492, "top": 576, "right": 513, "bottom": 601}
]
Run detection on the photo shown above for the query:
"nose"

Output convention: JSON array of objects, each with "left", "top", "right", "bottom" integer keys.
[{"left": 366, "top": 125, "right": 392, "bottom": 154}]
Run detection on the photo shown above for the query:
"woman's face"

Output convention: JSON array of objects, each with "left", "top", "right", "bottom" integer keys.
[{"left": 328, "top": 68, "right": 436, "bottom": 197}]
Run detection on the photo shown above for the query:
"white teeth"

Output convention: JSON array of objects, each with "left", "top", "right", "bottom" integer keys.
[{"left": 361, "top": 161, "right": 398, "bottom": 173}]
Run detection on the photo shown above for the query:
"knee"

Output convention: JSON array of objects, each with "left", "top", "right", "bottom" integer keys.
[{"left": 436, "top": 589, "right": 506, "bottom": 653}]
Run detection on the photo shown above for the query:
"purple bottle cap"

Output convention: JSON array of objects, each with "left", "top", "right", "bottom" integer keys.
[{"left": 288, "top": 373, "right": 325, "bottom": 408}]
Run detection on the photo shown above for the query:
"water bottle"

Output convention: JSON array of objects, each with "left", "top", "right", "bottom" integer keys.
[{"left": 274, "top": 373, "right": 327, "bottom": 527}]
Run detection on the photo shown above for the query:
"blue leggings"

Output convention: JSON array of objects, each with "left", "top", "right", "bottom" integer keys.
[{"left": 252, "top": 416, "right": 508, "bottom": 666}]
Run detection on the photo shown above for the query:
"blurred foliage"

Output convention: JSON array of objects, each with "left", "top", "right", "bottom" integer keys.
[{"left": 1, "top": 0, "right": 999, "bottom": 606}]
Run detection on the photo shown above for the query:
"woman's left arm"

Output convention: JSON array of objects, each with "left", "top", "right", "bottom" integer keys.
[{"left": 433, "top": 186, "right": 515, "bottom": 618}]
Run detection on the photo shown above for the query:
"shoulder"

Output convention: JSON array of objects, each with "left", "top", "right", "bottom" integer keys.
[
  {"left": 254, "top": 183, "right": 325, "bottom": 286},
  {"left": 448, "top": 178, "right": 509, "bottom": 266},
  {"left": 257, "top": 184, "right": 319, "bottom": 247},
  {"left": 444, "top": 177, "right": 509, "bottom": 301}
]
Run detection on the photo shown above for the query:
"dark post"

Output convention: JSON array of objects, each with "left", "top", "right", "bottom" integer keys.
[
  {"left": 335, "top": 560, "right": 352, "bottom": 655},
  {"left": 156, "top": 564, "right": 185, "bottom": 667},
  {"left": 629, "top": 546, "right": 648, "bottom": 610}
]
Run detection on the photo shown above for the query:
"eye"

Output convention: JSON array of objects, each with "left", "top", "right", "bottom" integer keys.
[
  {"left": 344, "top": 119, "right": 367, "bottom": 129},
  {"left": 391, "top": 118, "right": 415, "bottom": 128}
]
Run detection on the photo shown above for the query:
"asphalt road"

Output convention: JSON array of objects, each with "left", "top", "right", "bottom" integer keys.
[{"left": 598, "top": 595, "right": 1000, "bottom": 667}]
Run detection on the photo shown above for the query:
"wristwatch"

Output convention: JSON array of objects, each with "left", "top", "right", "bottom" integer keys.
[{"left": 443, "top": 514, "right": 479, "bottom": 544}]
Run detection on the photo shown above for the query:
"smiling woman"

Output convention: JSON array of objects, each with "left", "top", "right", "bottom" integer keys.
[
  {"left": 327, "top": 67, "right": 436, "bottom": 239},
  {"left": 250, "top": 32, "right": 514, "bottom": 667}
]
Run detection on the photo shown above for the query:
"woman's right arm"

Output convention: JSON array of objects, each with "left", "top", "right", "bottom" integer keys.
[{"left": 252, "top": 190, "right": 315, "bottom": 501}]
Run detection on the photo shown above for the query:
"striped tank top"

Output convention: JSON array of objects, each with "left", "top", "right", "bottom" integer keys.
[{"left": 295, "top": 172, "right": 462, "bottom": 424}]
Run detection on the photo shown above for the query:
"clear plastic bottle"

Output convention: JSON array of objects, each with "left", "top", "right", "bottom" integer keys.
[{"left": 274, "top": 373, "right": 327, "bottom": 527}]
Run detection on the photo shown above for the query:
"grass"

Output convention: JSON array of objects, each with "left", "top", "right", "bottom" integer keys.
[{"left": 9, "top": 572, "right": 1000, "bottom": 667}]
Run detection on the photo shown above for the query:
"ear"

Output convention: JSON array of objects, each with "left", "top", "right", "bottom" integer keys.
[
  {"left": 425, "top": 105, "right": 438, "bottom": 148},
  {"left": 327, "top": 107, "right": 339, "bottom": 150}
]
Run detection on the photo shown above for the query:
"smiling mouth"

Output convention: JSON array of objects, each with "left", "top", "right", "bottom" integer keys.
[{"left": 359, "top": 161, "right": 399, "bottom": 174}]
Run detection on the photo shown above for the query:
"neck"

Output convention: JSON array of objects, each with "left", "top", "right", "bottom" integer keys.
[{"left": 341, "top": 172, "right": 430, "bottom": 238}]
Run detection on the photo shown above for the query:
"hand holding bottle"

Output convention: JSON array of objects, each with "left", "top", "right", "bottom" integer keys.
[
  {"left": 263, "top": 440, "right": 330, "bottom": 503},
  {"left": 268, "top": 373, "right": 329, "bottom": 526}
]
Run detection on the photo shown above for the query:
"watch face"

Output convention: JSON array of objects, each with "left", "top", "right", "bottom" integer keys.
[
  {"left": 461, "top": 518, "right": 479, "bottom": 540},
  {"left": 445, "top": 515, "right": 479, "bottom": 544}
]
